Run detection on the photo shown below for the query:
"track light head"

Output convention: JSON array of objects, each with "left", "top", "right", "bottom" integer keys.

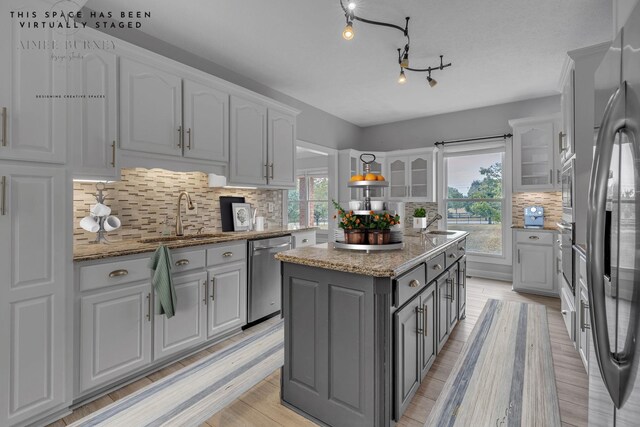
[
  {"left": 342, "top": 21, "right": 354, "bottom": 40},
  {"left": 400, "top": 52, "right": 409, "bottom": 68},
  {"left": 398, "top": 69, "right": 407, "bottom": 84},
  {"left": 427, "top": 75, "right": 437, "bottom": 88}
]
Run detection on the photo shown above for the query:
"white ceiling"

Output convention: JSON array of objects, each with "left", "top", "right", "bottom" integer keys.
[{"left": 88, "top": 0, "right": 612, "bottom": 127}]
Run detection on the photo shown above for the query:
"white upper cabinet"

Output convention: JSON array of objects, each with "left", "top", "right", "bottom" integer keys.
[
  {"left": 68, "top": 29, "right": 118, "bottom": 180},
  {"left": 183, "top": 79, "right": 229, "bottom": 163},
  {"left": 120, "top": 57, "right": 183, "bottom": 156},
  {"left": 510, "top": 115, "right": 561, "bottom": 192},
  {"left": 0, "top": 0, "right": 67, "bottom": 164},
  {"left": 387, "top": 151, "right": 435, "bottom": 201},
  {"left": 560, "top": 68, "right": 575, "bottom": 163},
  {"left": 268, "top": 108, "right": 296, "bottom": 187},
  {"left": 230, "top": 95, "right": 268, "bottom": 185},
  {"left": 0, "top": 165, "right": 68, "bottom": 426}
]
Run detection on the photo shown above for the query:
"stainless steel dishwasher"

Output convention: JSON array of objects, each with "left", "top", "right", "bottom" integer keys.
[{"left": 247, "top": 235, "right": 292, "bottom": 323}]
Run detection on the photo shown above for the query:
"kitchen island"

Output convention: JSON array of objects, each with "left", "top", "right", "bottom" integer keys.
[{"left": 275, "top": 231, "right": 468, "bottom": 427}]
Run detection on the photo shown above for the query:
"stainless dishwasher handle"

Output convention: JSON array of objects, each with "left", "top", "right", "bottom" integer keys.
[{"left": 252, "top": 243, "right": 291, "bottom": 252}]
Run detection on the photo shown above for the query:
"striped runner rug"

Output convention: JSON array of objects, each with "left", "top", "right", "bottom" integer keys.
[
  {"left": 425, "top": 299, "right": 561, "bottom": 426},
  {"left": 69, "top": 320, "right": 284, "bottom": 427}
]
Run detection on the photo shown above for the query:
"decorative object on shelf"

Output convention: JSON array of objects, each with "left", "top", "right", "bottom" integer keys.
[
  {"left": 339, "top": 0, "right": 452, "bottom": 86},
  {"left": 368, "top": 229, "right": 391, "bottom": 245},
  {"left": 367, "top": 211, "right": 400, "bottom": 245},
  {"left": 413, "top": 207, "right": 427, "bottom": 229},
  {"left": 231, "top": 202, "right": 252, "bottom": 231},
  {"left": 347, "top": 154, "right": 389, "bottom": 211},
  {"left": 80, "top": 182, "right": 121, "bottom": 244}
]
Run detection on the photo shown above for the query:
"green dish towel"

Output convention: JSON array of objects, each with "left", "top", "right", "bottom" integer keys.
[{"left": 148, "top": 245, "right": 177, "bottom": 318}]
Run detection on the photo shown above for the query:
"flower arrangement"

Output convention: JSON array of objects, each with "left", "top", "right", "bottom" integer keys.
[
  {"left": 332, "top": 200, "right": 365, "bottom": 230},
  {"left": 368, "top": 211, "right": 401, "bottom": 230}
]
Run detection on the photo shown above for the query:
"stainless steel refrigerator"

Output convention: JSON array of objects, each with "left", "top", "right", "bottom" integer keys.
[{"left": 588, "top": 3, "right": 640, "bottom": 425}]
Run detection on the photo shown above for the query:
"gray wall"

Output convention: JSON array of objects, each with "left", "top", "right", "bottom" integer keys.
[
  {"left": 91, "top": 21, "right": 361, "bottom": 151},
  {"left": 358, "top": 95, "right": 561, "bottom": 151}
]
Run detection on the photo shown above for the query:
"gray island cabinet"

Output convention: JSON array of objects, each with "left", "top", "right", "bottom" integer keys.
[{"left": 275, "top": 231, "right": 468, "bottom": 427}]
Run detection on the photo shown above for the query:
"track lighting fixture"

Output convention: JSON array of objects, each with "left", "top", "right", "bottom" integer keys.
[
  {"left": 339, "top": 0, "right": 452, "bottom": 86},
  {"left": 398, "top": 69, "right": 407, "bottom": 84}
]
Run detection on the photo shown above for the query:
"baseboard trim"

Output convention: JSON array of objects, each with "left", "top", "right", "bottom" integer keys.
[{"left": 467, "top": 268, "right": 512, "bottom": 282}]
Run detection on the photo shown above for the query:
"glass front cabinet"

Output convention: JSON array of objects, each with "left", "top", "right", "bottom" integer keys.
[{"left": 387, "top": 151, "right": 435, "bottom": 201}]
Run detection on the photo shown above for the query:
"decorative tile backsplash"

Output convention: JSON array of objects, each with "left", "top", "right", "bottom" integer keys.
[
  {"left": 73, "top": 168, "right": 283, "bottom": 245},
  {"left": 404, "top": 202, "right": 440, "bottom": 230},
  {"left": 511, "top": 192, "right": 562, "bottom": 228}
]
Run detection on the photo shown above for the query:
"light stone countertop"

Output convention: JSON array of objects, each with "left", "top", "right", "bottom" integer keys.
[
  {"left": 74, "top": 227, "right": 317, "bottom": 262},
  {"left": 275, "top": 230, "right": 469, "bottom": 278}
]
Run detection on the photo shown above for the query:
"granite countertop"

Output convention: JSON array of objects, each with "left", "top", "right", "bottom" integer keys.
[
  {"left": 510, "top": 225, "right": 559, "bottom": 231},
  {"left": 74, "top": 227, "right": 317, "bottom": 262},
  {"left": 275, "top": 230, "right": 469, "bottom": 278}
]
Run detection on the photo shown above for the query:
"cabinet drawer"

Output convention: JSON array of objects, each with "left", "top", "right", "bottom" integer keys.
[
  {"left": 293, "top": 230, "right": 316, "bottom": 248},
  {"left": 426, "top": 254, "right": 446, "bottom": 283},
  {"left": 561, "top": 286, "right": 576, "bottom": 343},
  {"left": 207, "top": 241, "right": 247, "bottom": 266},
  {"left": 578, "top": 252, "right": 587, "bottom": 285},
  {"left": 171, "top": 247, "right": 206, "bottom": 274},
  {"left": 515, "top": 231, "right": 553, "bottom": 245},
  {"left": 395, "top": 264, "right": 427, "bottom": 308},
  {"left": 79, "top": 257, "right": 150, "bottom": 292},
  {"left": 445, "top": 247, "right": 459, "bottom": 267}
]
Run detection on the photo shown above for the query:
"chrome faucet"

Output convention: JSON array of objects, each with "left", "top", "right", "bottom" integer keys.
[
  {"left": 423, "top": 213, "right": 443, "bottom": 231},
  {"left": 175, "top": 191, "right": 195, "bottom": 236}
]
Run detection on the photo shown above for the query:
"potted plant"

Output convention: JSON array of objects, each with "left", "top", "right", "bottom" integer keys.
[
  {"left": 367, "top": 211, "right": 401, "bottom": 245},
  {"left": 332, "top": 200, "right": 366, "bottom": 244},
  {"left": 413, "top": 207, "right": 427, "bottom": 229}
]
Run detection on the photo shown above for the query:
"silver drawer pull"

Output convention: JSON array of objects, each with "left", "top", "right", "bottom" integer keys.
[
  {"left": 561, "top": 310, "right": 567, "bottom": 316},
  {"left": 449, "top": 253, "right": 456, "bottom": 258},
  {"left": 529, "top": 235, "right": 540, "bottom": 240},
  {"left": 222, "top": 252, "right": 234, "bottom": 257},
  {"left": 302, "top": 238, "right": 309, "bottom": 243},
  {"left": 175, "top": 259, "right": 190, "bottom": 266},
  {"left": 432, "top": 264, "right": 442, "bottom": 270},
  {"left": 458, "top": 247, "right": 465, "bottom": 252},
  {"left": 409, "top": 279, "right": 420, "bottom": 288},
  {"left": 109, "top": 269, "right": 128, "bottom": 278}
]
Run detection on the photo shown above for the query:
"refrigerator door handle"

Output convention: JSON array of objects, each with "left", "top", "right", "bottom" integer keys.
[{"left": 587, "top": 82, "right": 636, "bottom": 409}]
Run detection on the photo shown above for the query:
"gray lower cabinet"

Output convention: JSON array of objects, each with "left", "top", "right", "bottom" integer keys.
[
  {"left": 436, "top": 273, "right": 450, "bottom": 352},
  {"left": 79, "top": 282, "right": 152, "bottom": 393},
  {"left": 448, "top": 263, "right": 459, "bottom": 331},
  {"left": 458, "top": 256, "right": 467, "bottom": 318},
  {"left": 394, "top": 294, "right": 421, "bottom": 417},
  {"left": 153, "top": 271, "right": 208, "bottom": 360},
  {"left": 207, "top": 261, "right": 247, "bottom": 338},
  {"left": 420, "top": 285, "right": 437, "bottom": 379}
]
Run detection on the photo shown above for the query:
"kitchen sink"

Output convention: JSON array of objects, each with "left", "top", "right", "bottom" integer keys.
[
  {"left": 423, "top": 230, "right": 457, "bottom": 236},
  {"left": 140, "top": 233, "right": 228, "bottom": 244}
]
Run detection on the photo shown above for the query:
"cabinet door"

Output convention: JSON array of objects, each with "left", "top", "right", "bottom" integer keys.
[
  {"left": 577, "top": 285, "right": 590, "bottom": 370},
  {"left": 409, "top": 153, "right": 433, "bottom": 201},
  {"left": 120, "top": 57, "right": 182, "bottom": 156},
  {"left": 436, "top": 274, "right": 450, "bottom": 352},
  {"left": 68, "top": 31, "right": 118, "bottom": 179},
  {"left": 513, "top": 121, "right": 556, "bottom": 191},
  {"left": 80, "top": 282, "right": 152, "bottom": 393},
  {"left": 183, "top": 79, "right": 229, "bottom": 162},
  {"left": 0, "top": 0, "right": 67, "bottom": 164},
  {"left": 393, "top": 296, "right": 421, "bottom": 419},
  {"left": 458, "top": 257, "right": 467, "bottom": 318},
  {"left": 514, "top": 243, "right": 555, "bottom": 293},
  {"left": 207, "top": 261, "right": 247, "bottom": 338},
  {"left": 448, "top": 264, "right": 459, "bottom": 331},
  {"left": 388, "top": 157, "right": 408, "bottom": 199},
  {"left": 420, "top": 285, "right": 436, "bottom": 379},
  {"left": 154, "top": 271, "right": 207, "bottom": 360},
  {"left": 560, "top": 69, "right": 574, "bottom": 162},
  {"left": 229, "top": 95, "right": 267, "bottom": 185},
  {"left": 268, "top": 108, "right": 296, "bottom": 187},
  {"left": 0, "top": 165, "right": 68, "bottom": 426}
]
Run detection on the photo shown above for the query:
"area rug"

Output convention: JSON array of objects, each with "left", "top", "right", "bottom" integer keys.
[
  {"left": 425, "top": 299, "right": 561, "bottom": 426},
  {"left": 69, "top": 320, "right": 284, "bottom": 427}
]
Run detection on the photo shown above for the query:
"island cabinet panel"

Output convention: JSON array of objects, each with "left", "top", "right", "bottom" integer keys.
[
  {"left": 436, "top": 273, "right": 451, "bottom": 352},
  {"left": 458, "top": 256, "right": 467, "bottom": 319},
  {"left": 394, "top": 296, "right": 421, "bottom": 417},
  {"left": 448, "top": 263, "right": 459, "bottom": 331},
  {"left": 420, "top": 285, "right": 437, "bottom": 379},
  {"left": 282, "top": 264, "right": 389, "bottom": 427}
]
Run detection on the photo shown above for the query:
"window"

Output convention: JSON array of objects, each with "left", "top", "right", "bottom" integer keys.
[
  {"left": 444, "top": 150, "right": 506, "bottom": 257},
  {"left": 288, "top": 173, "right": 329, "bottom": 229}
]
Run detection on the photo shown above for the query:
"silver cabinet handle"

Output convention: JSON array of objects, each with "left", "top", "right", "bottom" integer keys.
[
  {"left": 549, "top": 169, "right": 553, "bottom": 183},
  {"left": 580, "top": 300, "right": 590, "bottom": 331},
  {"left": 1, "top": 176, "right": 5, "bottom": 216},
  {"left": 557, "top": 169, "right": 561, "bottom": 184},
  {"left": 409, "top": 279, "right": 420, "bottom": 288},
  {"left": 1, "top": 107, "right": 6, "bottom": 147},
  {"left": 203, "top": 281, "right": 207, "bottom": 305},
  {"left": 146, "top": 293, "right": 151, "bottom": 321},
  {"left": 210, "top": 277, "right": 215, "bottom": 300},
  {"left": 529, "top": 235, "right": 540, "bottom": 240},
  {"left": 416, "top": 306, "right": 423, "bottom": 334},
  {"left": 432, "top": 264, "right": 442, "bottom": 271},
  {"left": 558, "top": 131, "right": 565, "bottom": 154},
  {"left": 177, "top": 126, "right": 183, "bottom": 148},
  {"left": 270, "top": 163, "right": 274, "bottom": 179},
  {"left": 111, "top": 141, "right": 116, "bottom": 167},
  {"left": 109, "top": 269, "right": 128, "bottom": 278},
  {"left": 588, "top": 82, "right": 631, "bottom": 408},
  {"left": 175, "top": 259, "right": 190, "bottom": 266},
  {"left": 561, "top": 310, "right": 567, "bottom": 316},
  {"left": 302, "top": 238, "right": 309, "bottom": 243},
  {"left": 458, "top": 247, "right": 465, "bottom": 253},
  {"left": 449, "top": 253, "right": 456, "bottom": 259},
  {"left": 222, "top": 252, "right": 234, "bottom": 257},
  {"left": 264, "top": 164, "right": 268, "bottom": 179},
  {"left": 423, "top": 304, "right": 428, "bottom": 337},
  {"left": 517, "top": 249, "right": 521, "bottom": 264},
  {"left": 186, "top": 128, "right": 192, "bottom": 150}
]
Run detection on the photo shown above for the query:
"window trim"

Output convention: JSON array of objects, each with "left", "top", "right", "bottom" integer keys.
[{"left": 287, "top": 171, "right": 330, "bottom": 230}]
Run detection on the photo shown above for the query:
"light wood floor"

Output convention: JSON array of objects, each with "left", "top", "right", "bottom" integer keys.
[{"left": 48, "top": 278, "right": 588, "bottom": 427}]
